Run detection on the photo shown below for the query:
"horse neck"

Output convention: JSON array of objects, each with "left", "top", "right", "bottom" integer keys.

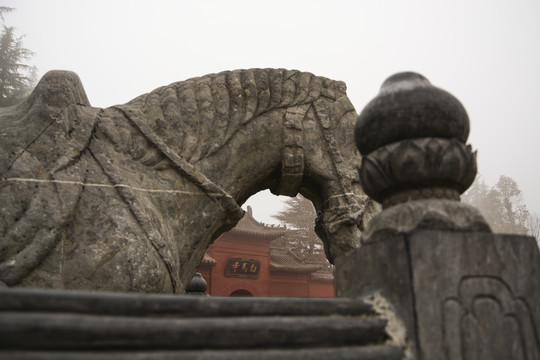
[
  {"left": 129, "top": 68, "right": 349, "bottom": 207},
  {"left": 194, "top": 108, "right": 285, "bottom": 205}
]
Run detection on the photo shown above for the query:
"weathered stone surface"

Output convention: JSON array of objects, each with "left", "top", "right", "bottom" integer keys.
[
  {"left": 0, "top": 69, "right": 376, "bottom": 292},
  {"left": 336, "top": 231, "right": 540, "bottom": 360},
  {"left": 360, "top": 199, "right": 491, "bottom": 244},
  {"left": 354, "top": 71, "right": 490, "bottom": 243},
  {"left": 344, "top": 71, "right": 540, "bottom": 359},
  {"left": 0, "top": 288, "right": 403, "bottom": 359},
  {"left": 359, "top": 137, "right": 477, "bottom": 205},
  {"left": 335, "top": 234, "right": 415, "bottom": 357},
  {"left": 355, "top": 72, "right": 470, "bottom": 155},
  {"left": 0, "top": 346, "right": 404, "bottom": 360},
  {"left": 185, "top": 272, "right": 208, "bottom": 295}
]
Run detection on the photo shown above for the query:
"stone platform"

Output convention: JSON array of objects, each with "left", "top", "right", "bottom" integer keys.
[{"left": 0, "top": 288, "right": 402, "bottom": 359}]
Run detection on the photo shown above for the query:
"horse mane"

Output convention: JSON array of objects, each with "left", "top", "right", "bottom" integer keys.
[{"left": 125, "top": 69, "right": 349, "bottom": 162}]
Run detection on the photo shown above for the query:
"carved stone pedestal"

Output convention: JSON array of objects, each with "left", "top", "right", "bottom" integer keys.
[
  {"left": 343, "top": 70, "right": 540, "bottom": 359},
  {"left": 335, "top": 231, "right": 540, "bottom": 359}
]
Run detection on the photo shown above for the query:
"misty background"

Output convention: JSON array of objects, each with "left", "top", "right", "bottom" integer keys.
[{"left": 4, "top": 0, "right": 540, "bottom": 224}]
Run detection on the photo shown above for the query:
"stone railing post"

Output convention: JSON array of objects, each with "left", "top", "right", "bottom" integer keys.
[
  {"left": 335, "top": 72, "right": 540, "bottom": 359},
  {"left": 185, "top": 272, "right": 208, "bottom": 296}
]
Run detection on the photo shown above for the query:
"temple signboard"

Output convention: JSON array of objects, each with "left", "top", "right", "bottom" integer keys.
[{"left": 225, "top": 257, "right": 261, "bottom": 279}]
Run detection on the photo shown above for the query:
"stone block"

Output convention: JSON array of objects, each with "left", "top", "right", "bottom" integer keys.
[{"left": 336, "top": 230, "right": 540, "bottom": 359}]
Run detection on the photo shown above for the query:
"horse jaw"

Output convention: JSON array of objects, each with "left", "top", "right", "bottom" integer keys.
[{"left": 314, "top": 190, "right": 379, "bottom": 263}]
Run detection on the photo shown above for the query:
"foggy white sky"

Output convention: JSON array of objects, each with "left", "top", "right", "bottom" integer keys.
[{"left": 5, "top": 0, "right": 540, "bottom": 224}]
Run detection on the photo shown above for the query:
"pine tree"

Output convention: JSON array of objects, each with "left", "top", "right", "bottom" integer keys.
[
  {"left": 0, "top": 7, "right": 37, "bottom": 107},
  {"left": 271, "top": 195, "right": 330, "bottom": 268},
  {"left": 272, "top": 195, "right": 316, "bottom": 231}
]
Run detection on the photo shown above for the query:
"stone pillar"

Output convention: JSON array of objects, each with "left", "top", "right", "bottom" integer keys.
[{"left": 335, "top": 72, "right": 540, "bottom": 359}]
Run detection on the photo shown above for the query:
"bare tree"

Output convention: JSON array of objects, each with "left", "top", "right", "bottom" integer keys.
[
  {"left": 526, "top": 213, "right": 540, "bottom": 248},
  {"left": 462, "top": 174, "right": 529, "bottom": 235},
  {"left": 495, "top": 175, "right": 529, "bottom": 234}
]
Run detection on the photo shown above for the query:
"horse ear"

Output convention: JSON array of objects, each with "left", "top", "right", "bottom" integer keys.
[{"left": 26, "top": 70, "right": 92, "bottom": 109}]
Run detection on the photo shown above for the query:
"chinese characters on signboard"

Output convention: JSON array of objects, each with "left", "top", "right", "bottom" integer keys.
[{"left": 225, "top": 257, "right": 261, "bottom": 279}]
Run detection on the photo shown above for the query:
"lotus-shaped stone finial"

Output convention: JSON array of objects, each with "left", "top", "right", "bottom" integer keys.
[{"left": 355, "top": 72, "right": 491, "bottom": 242}]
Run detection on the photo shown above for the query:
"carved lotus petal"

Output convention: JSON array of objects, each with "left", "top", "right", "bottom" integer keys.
[
  {"left": 359, "top": 138, "right": 477, "bottom": 203},
  {"left": 389, "top": 140, "right": 426, "bottom": 185}
]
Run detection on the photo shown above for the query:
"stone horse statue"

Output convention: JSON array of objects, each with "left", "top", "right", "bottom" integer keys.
[{"left": 0, "top": 69, "right": 376, "bottom": 293}]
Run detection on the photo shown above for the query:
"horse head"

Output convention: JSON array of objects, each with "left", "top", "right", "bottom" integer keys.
[
  {"left": 266, "top": 75, "right": 378, "bottom": 263},
  {"left": 300, "top": 90, "right": 378, "bottom": 263}
]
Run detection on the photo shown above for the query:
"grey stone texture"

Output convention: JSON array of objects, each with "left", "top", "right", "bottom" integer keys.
[
  {"left": 354, "top": 72, "right": 491, "bottom": 243},
  {"left": 336, "top": 71, "right": 540, "bottom": 359},
  {"left": 0, "top": 288, "right": 403, "bottom": 359},
  {"left": 335, "top": 231, "right": 540, "bottom": 360},
  {"left": 355, "top": 72, "right": 470, "bottom": 155},
  {"left": 185, "top": 272, "right": 208, "bottom": 295},
  {"left": 0, "top": 69, "right": 376, "bottom": 292}
]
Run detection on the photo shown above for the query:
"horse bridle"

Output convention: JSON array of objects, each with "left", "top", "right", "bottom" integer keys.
[
  {"left": 273, "top": 97, "right": 362, "bottom": 203},
  {"left": 270, "top": 103, "right": 310, "bottom": 197}
]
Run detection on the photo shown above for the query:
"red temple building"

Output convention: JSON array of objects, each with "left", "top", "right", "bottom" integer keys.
[{"left": 197, "top": 206, "right": 334, "bottom": 297}]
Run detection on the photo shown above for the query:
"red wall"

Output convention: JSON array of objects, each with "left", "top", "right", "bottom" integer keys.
[
  {"left": 308, "top": 280, "right": 334, "bottom": 298},
  {"left": 197, "top": 232, "right": 334, "bottom": 298},
  {"left": 205, "top": 232, "right": 270, "bottom": 297},
  {"left": 269, "top": 272, "right": 309, "bottom": 297}
]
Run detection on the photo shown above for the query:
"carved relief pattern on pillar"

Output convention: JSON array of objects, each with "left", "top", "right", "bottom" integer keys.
[{"left": 443, "top": 276, "right": 540, "bottom": 360}]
